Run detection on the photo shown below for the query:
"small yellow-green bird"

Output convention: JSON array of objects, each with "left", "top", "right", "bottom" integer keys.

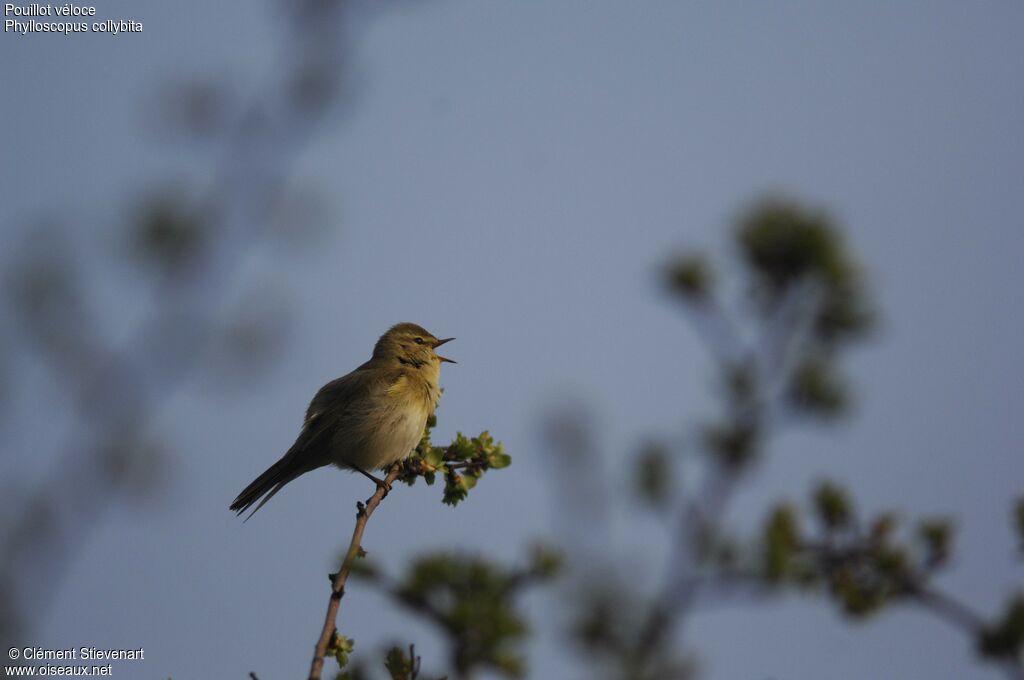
[{"left": 230, "top": 322, "right": 455, "bottom": 518}]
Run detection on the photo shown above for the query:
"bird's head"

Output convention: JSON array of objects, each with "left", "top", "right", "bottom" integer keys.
[{"left": 373, "top": 322, "right": 455, "bottom": 368}]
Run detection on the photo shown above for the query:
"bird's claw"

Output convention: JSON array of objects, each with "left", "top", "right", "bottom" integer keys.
[{"left": 353, "top": 464, "right": 391, "bottom": 495}]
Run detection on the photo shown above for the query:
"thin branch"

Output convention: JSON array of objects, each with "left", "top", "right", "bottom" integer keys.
[
  {"left": 308, "top": 464, "right": 402, "bottom": 680},
  {"left": 797, "top": 540, "right": 1023, "bottom": 679},
  {"left": 410, "top": 643, "right": 421, "bottom": 680},
  {"left": 680, "top": 296, "right": 744, "bottom": 366},
  {"left": 907, "top": 585, "right": 1023, "bottom": 680},
  {"left": 444, "top": 461, "right": 488, "bottom": 471},
  {"left": 906, "top": 582, "right": 1022, "bottom": 680},
  {"left": 630, "top": 284, "right": 822, "bottom": 670},
  {"left": 910, "top": 584, "right": 987, "bottom": 637},
  {"left": 632, "top": 462, "right": 740, "bottom": 667}
]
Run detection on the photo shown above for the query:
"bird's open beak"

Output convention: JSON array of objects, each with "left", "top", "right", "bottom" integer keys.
[{"left": 434, "top": 337, "right": 456, "bottom": 363}]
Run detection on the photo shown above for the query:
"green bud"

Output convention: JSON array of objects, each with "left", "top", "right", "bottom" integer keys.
[
  {"left": 488, "top": 451, "right": 512, "bottom": 469},
  {"left": 528, "top": 544, "right": 563, "bottom": 579},
  {"left": 328, "top": 633, "right": 355, "bottom": 669}
]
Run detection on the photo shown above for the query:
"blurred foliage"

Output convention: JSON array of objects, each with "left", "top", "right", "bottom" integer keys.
[
  {"left": 665, "top": 254, "right": 713, "bottom": 300},
  {"left": 383, "top": 645, "right": 422, "bottom": 680},
  {"left": 752, "top": 480, "right": 1024, "bottom": 669},
  {"left": 757, "top": 481, "right": 951, "bottom": 618},
  {"left": 150, "top": 76, "right": 235, "bottom": 140},
  {"left": 334, "top": 643, "right": 448, "bottom": 680},
  {"left": 701, "top": 419, "right": 759, "bottom": 468},
  {"left": 762, "top": 503, "right": 802, "bottom": 584},
  {"left": 661, "top": 198, "right": 875, "bottom": 474},
  {"left": 736, "top": 198, "right": 873, "bottom": 345},
  {"left": 529, "top": 195, "right": 1024, "bottom": 680},
  {"left": 130, "top": 192, "right": 209, "bottom": 277},
  {"left": 0, "top": 0, "right": 379, "bottom": 652},
  {"left": 571, "top": 587, "right": 635, "bottom": 658},
  {"left": 633, "top": 442, "right": 673, "bottom": 509},
  {"left": 352, "top": 548, "right": 561, "bottom": 679},
  {"left": 787, "top": 355, "right": 847, "bottom": 418},
  {"left": 979, "top": 595, "right": 1024, "bottom": 661},
  {"left": 569, "top": 583, "right": 696, "bottom": 680},
  {"left": 812, "top": 480, "right": 852, "bottom": 531}
]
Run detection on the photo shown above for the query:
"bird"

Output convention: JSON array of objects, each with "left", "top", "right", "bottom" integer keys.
[{"left": 230, "top": 322, "right": 455, "bottom": 519}]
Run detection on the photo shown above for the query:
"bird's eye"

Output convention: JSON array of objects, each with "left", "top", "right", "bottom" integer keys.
[{"left": 414, "top": 337, "right": 424, "bottom": 345}]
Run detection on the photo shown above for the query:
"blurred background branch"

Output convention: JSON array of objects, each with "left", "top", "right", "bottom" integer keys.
[
  {"left": 547, "top": 198, "right": 1023, "bottom": 679},
  {"left": 0, "top": 0, "right": 400, "bottom": 643}
]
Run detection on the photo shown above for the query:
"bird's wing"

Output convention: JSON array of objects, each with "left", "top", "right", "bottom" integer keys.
[
  {"left": 230, "top": 376, "right": 373, "bottom": 519},
  {"left": 303, "top": 362, "right": 405, "bottom": 430},
  {"left": 305, "top": 364, "right": 374, "bottom": 423},
  {"left": 231, "top": 364, "right": 402, "bottom": 519}
]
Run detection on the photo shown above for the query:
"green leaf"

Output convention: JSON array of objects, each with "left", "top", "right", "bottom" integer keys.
[
  {"left": 917, "top": 518, "right": 954, "bottom": 567},
  {"left": 423, "top": 446, "right": 445, "bottom": 469},
  {"left": 830, "top": 565, "right": 886, "bottom": 617},
  {"left": 488, "top": 451, "right": 512, "bottom": 469},
  {"left": 736, "top": 197, "right": 873, "bottom": 346},
  {"left": 702, "top": 420, "right": 759, "bottom": 467},
  {"left": 633, "top": 443, "right": 672, "bottom": 508},
  {"left": 528, "top": 543, "right": 563, "bottom": 579},
  {"left": 869, "top": 513, "right": 898, "bottom": 545},
  {"left": 813, "top": 480, "right": 852, "bottom": 530},
  {"left": 475, "top": 430, "right": 495, "bottom": 450},
  {"left": 384, "top": 646, "right": 413, "bottom": 679},
  {"left": 978, "top": 593, "right": 1024, "bottom": 659},
  {"left": 738, "top": 198, "right": 845, "bottom": 293},
  {"left": 665, "top": 253, "right": 714, "bottom": 300},
  {"left": 763, "top": 503, "right": 800, "bottom": 582},
  {"left": 443, "top": 470, "right": 469, "bottom": 506},
  {"left": 788, "top": 356, "right": 847, "bottom": 418},
  {"left": 873, "top": 546, "right": 909, "bottom": 579}
]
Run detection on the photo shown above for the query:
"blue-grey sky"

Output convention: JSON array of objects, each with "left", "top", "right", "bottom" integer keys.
[{"left": 3, "top": 2, "right": 1023, "bottom": 679}]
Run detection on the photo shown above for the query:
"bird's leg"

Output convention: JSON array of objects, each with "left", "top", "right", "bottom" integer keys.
[{"left": 352, "top": 465, "right": 392, "bottom": 494}]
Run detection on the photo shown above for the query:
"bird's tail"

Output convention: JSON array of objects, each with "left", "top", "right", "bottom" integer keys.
[{"left": 230, "top": 451, "right": 308, "bottom": 521}]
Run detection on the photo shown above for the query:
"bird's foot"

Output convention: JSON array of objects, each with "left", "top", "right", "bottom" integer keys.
[{"left": 353, "top": 465, "right": 392, "bottom": 495}]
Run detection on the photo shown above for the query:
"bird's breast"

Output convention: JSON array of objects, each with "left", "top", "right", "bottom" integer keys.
[{"left": 331, "top": 373, "right": 436, "bottom": 471}]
